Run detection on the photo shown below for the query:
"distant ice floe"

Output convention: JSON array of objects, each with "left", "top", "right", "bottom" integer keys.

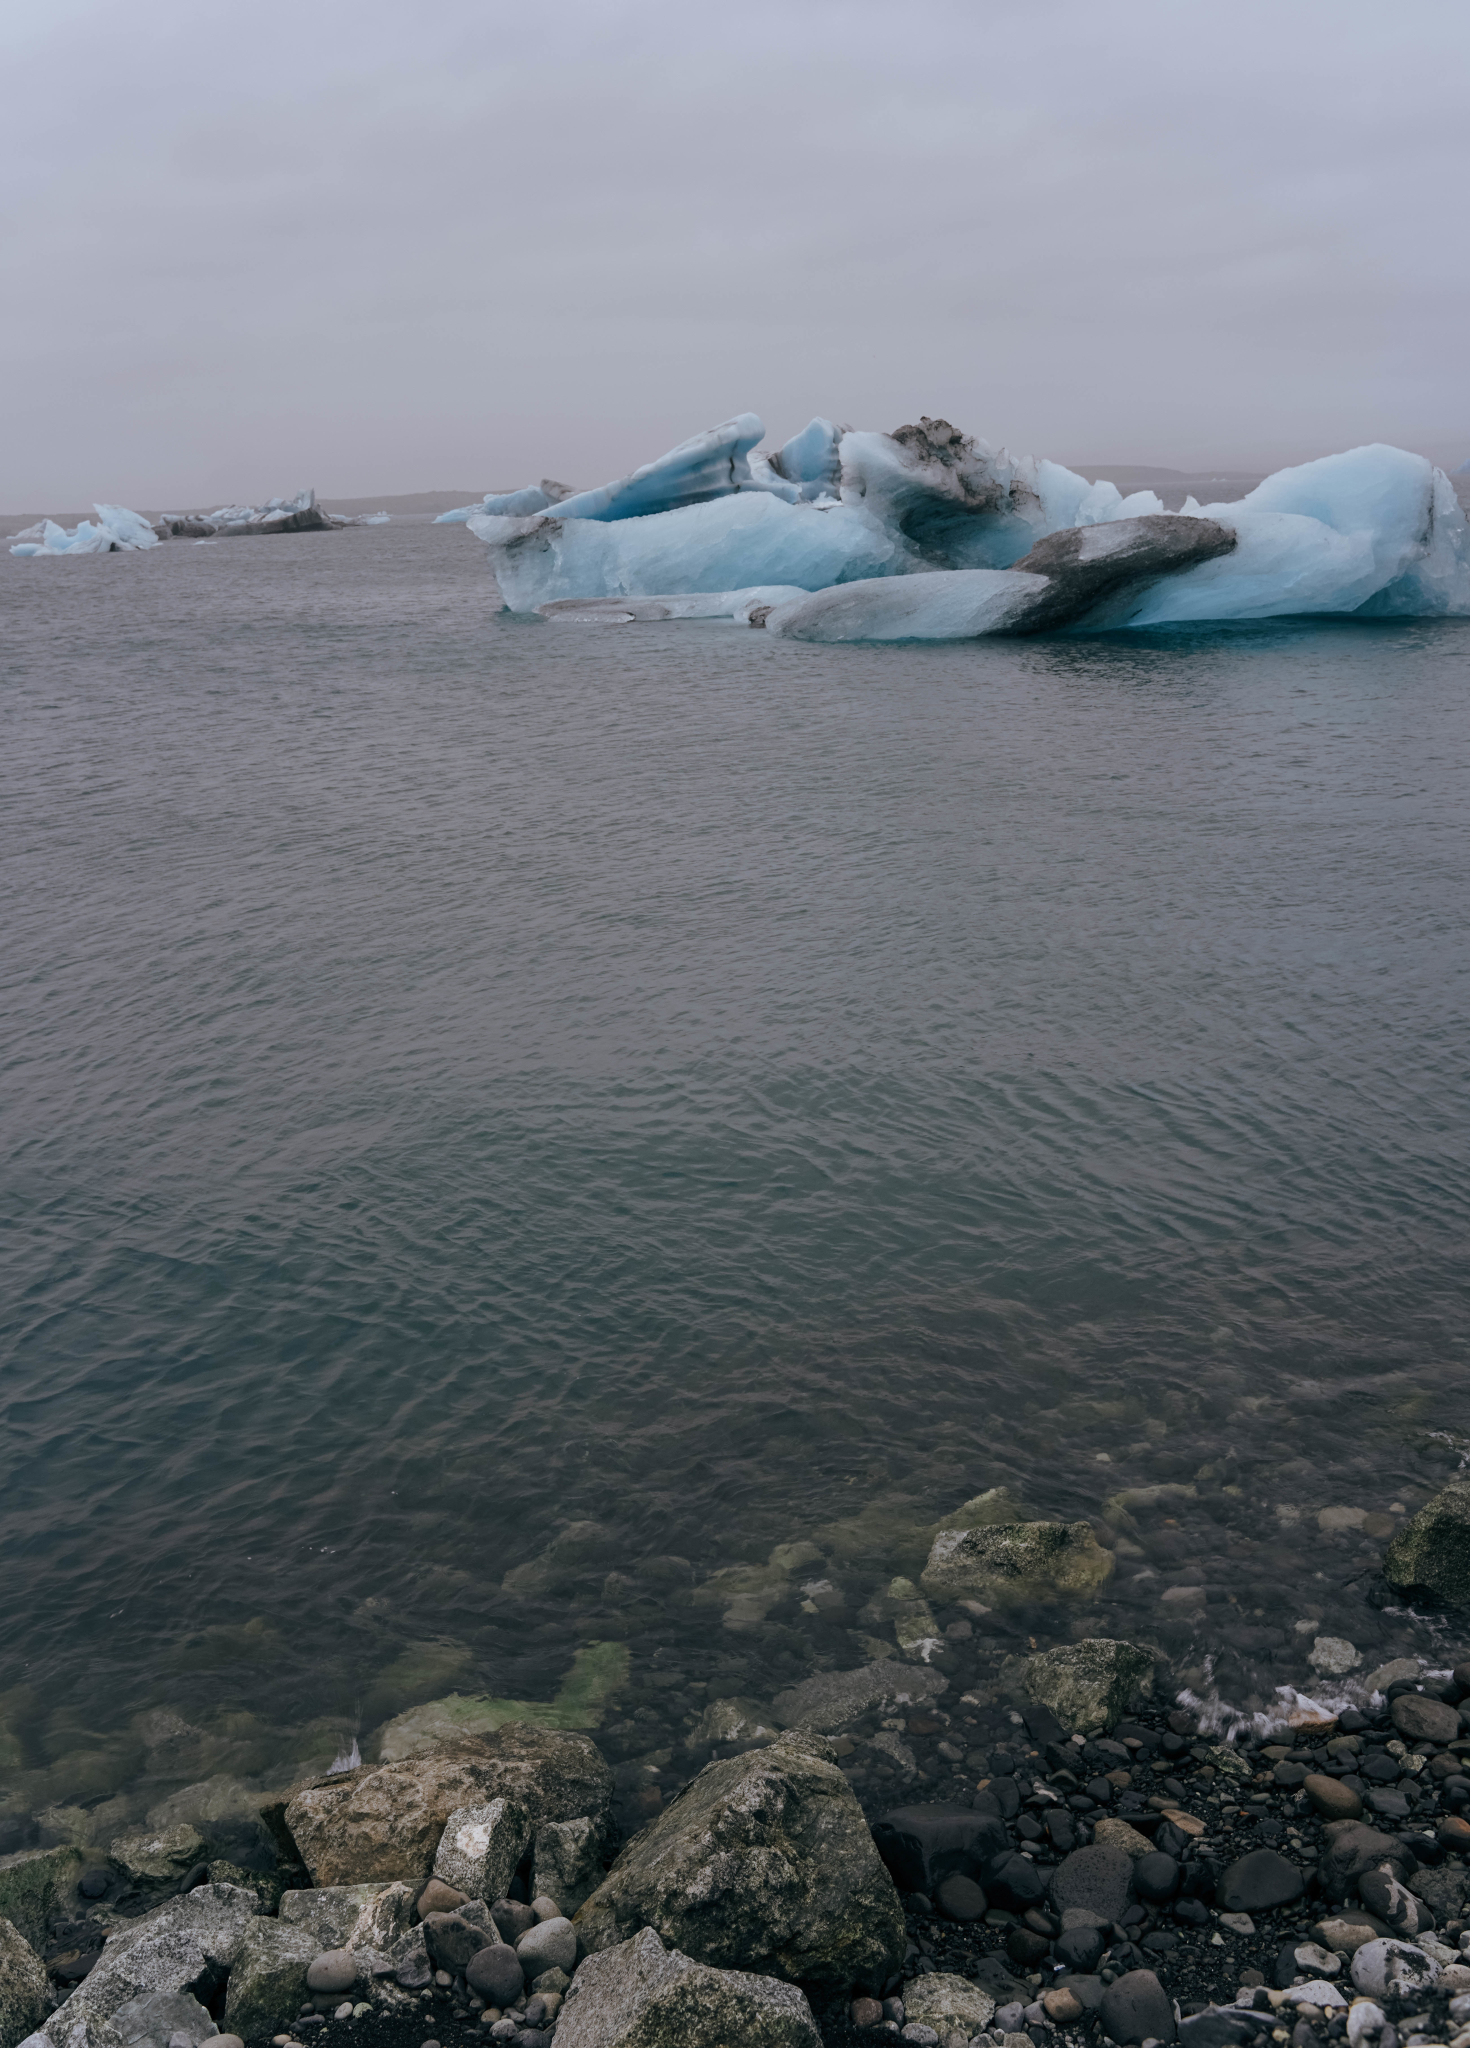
[
  {"left": 11, "top": 488, "right": 389, "bottom": 555},
  {"left": 456, "top": 411, "right": 1470, "bottom": 635}
]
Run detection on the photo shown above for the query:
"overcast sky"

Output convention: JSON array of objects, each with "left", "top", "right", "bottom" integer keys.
[{"left": 4, "top": 0, "right": 1467, "bottom": 508}]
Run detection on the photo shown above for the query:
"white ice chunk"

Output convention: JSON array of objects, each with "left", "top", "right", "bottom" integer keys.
[
  {"left": 10, "top": 504, "right": 160, "bottom": 555},
  {"left": 763, "top": 569, "right": 1047, "bottom": 642},
  {"left": 471, "top": 490, "right": 915, "bottom": 611},
  {"left": 1121, "top": 445, "right": 1470, "bottom": 624},
  {"left": 437, "top": 485, "right": 563, "bottom": 524}
]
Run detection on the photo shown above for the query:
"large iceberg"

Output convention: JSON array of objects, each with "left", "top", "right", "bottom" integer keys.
[
  {"left": 458, "top": 411, "right": 1470, "bottom": 633},
  {"left": 10, "top": 504, "right": 161, "bottom": 556}
]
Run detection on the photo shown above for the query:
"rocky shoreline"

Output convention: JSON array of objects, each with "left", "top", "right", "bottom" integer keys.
[{"left": 3, "top": 1480, "right": 1469, "bottom": 2048}]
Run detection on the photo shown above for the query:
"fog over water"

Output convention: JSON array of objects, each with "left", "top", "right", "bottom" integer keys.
[{"left": 4, "top": 0, "right": 1469, "bottom": 508}]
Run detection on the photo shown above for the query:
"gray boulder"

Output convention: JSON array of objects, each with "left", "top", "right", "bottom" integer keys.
[
  {"left": 0, "top": 1850, "right": 84, "bottom": 1952},
  {"left": 555, "top": 1925, "right": 821, "bottom": 2047},
  {"left": 432, "top": 1800, "right": 531, "bottom": 1903},
  {"left": 1349, "top": 1938, "right": 1440, "bottom": 1998},
  {"left": 1051, "top": 1846, "right": 1134, "bottom": 1923},
  {"left": 921, "top": 1521, "right": 1114, "bottom": 1607},
  {"left": 29, "top": 1886, "right": 257, "bottom": 2048},
  {"left": 769, "top": 1662, "right": 947, "bottom": 1733},
  {"left": 531, "top": 1818, "right": 605, "bottom": 1916},
  {"left": 277, "top": 1882, "right": 412, "bottom": 1952},
  {"left": 1020, "top": 1639, "right": 1154, "bottom": 1732},
  {"left": 109, "top": 1828, "right": 209, "bottom": 1898},
  {"left": 281, "top": 1724, "right": 611, "bottom": 1887},
  {"left": 1003, "top": 515, "right": 1238, "bottom": 633},
  {"left": 574, "top": 1729, "right": 903, "bottom": 1994},
  {"left": 110, "top": 1990, "right": 216, "bottom": 2048},
  {"left": 516, "top": 1917, "right": 577, "bottom": 1977},
  {"left": 901, "top": 1974, "right": 996, "bottom": 2038},
  {"left": 220, "top": 1919, "right": 318, "bottom": 2041},
  {"left": 0, "top": 1917, "right": 51, "bottom": 2048},
  {"left": 1384, "top": 1481, "right": 1470, "bottom": 1603}
]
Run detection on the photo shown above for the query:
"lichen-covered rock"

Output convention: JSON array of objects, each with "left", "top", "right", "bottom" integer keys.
[
  {"left": 555, "top": 1925, "right": 821, "bottom": 2047},
  {"left": 0, "top": 1849, "right": 84, "bottom": 1951},
  {"left": 0, "top": 1917, "right": 51, "bottom": 2048},
  {"left": 573, "top": 1730, "right": 903, "bottom": 1994},
  {"left": 204, "top": 1863, "right": 287, "bottom": 1915},
  {"left": 921, "top": 1521, "right": 1114, "bottom": 1607},
  {"left": 769, "top": 1661, "right": 947, "bottom": 1733},
  {"left": 282, "top": 1725, "right": 611, "bottom": 1887},
  {"left": 532, "top": 1819, "right": 606, "bottom": 1917},
  {"left": 901, "top": 1973, "right": 996, "bottom": 2038},
  {"left": 433, "top": 1799, "right": 531, "bottom": 1903},
  {"left": 277, "top": 1883, "right": 412, "bottom": 1952},
  {"left": 29, "top": 1885, "right": 257, "bottom": 2048},
  {"left": 1384, "top": 1481, "right": 1470, "bottom": 1603},
  {"left": 220, "top": 1917, "right": 319, "bottom": 2040},
  {"left": 1020, "top": 1640, "right": 1155, "bottom": 1732},
  {"left": 109, "top": 1826, "right": 209, "bottom": 1897}
]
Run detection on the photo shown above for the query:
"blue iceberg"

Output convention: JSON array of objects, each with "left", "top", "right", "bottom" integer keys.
[
  {"left": 10, "top": 504, "right": 161, "bottom": 556},
  {"left": 458, "top": 411, "right": 1470, "bottom": 633}
]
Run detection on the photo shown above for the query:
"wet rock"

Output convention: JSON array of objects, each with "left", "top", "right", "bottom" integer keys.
[
  {"left": 556, "top": 1924, "right": 821, "bottom": 2045},
  {"left": 0, "top": 1916, "right": 51, "bottom": 2048},
  {"left": 1019, "top": 1639, "right": 1154, "bottom": 1732},
  {"left": 983, "top": 1854, "right": 1047, "bottom": 1913},
  {"left": 902, "top": 1975, "right": 996, "bottom": 2038},
  {"left": 573, "top": 1730, "right": 904, "bottom": 1994},
  {"left": 1055, "top": 1925, "right": 1107, "bottom": 1972},
  {"left": 870, "top": 1806, "right": 1008, "bottom": 1894},
  {"left": 1390, "top": 1693, "right": 1461, "bottom": 1746},
  {"left": 1050, "top": 1846, "right": 1133, "bottom": 1923},
  {"left": 692, "top": 1563, "right": 792, "bottom": 1631},
  {"left": 1217, "top": 1849, "right": 1303, "bottom": 1913},
  {"left": 219, "top": 1918, "right": 318, "bottom": 2039},
  {"left": 1357, "top": 1870, "right": 1434, "bottom": 1937},
  {"left": 934, "top": 1874, "right": 986, "bottom": 1921},
  {"left": 1317, "top": 1824, "right": 1409, "bottom": 1898},
  {"left": 515, "top": 1917, "right": 576, "bottom": 1977},
  {"left": 920, "top": 1521, "right": 1114, "bottom": 1608},
  {"left": 0, "top": 1848, "right": 84, "bottom": 1951},
  {"left": 433, "top": 1801, "right": 532, "bottom": 1905},
  {"left": 1385, "top": 1484, "right": 1470, "bottom": 1603},
  {"left": 109, "top": 1828, "right": 210, "bottom": 1899},
  {"left": 282, "top": 1725, "right": 611, "bottom": 1887},
  {"left": 689, "top": 1699, "right": 780, "bottom": 1748},
  {"left": 530, "top": 1818, "right": 604, "bottom": 1918},
  {"left": 1348, "top": 1937, "right": 1441, "bottom": 1997},
  {"left": 1134, "top": 1853, "right": 1181, "bottom": 1905},
  {"left": 1303, "top": 1776, "right": 1363, "bottom": 1821},
  {"left": 1099, "top": 1966, "right": 1176, "bottom": 2044},
  {"left": 770, "top": 1662, "right": 947, "bottom": 1732},
  {"left": 502, "top": 1522, "right": 613, "bottom": 1597},
  {"left": 465, "top": 1943, "right": 523, "bottom": 2007}
]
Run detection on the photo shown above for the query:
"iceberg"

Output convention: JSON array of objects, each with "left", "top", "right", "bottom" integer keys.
[
  {"left": 162, "top": 488, "right": 388, "bottom": 537},
  {"left": 10, "top": 504, "right": 160, "bottom": 556},
  {"left": 458, "top": 410, "right": 1470, "bottom": 632}
]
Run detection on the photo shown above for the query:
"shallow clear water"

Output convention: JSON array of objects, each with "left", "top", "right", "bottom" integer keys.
[{"left": 3, "top": 520, "right": 1469, "bottom": 1845}]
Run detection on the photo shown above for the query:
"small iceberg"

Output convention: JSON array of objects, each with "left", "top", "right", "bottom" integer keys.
[
  {"left": 10, "top": 504, "right": 161, "bottom": 556},
  {"left": 157, "top": 488, "right": 389, "bottom": 538},
  {"left": 457, "top": 411, "right": 1470, "bottom": 633}
]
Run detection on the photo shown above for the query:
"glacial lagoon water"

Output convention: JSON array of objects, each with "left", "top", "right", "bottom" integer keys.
[{"left": 3, "top": 517, "right": 1469, "bottom": 1851}]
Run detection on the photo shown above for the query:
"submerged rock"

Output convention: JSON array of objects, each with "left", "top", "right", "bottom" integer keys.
[
  {"left": 109, "top": 1826, "right": 209, "bottom": 1899},
  {"left": 555, "top": 1925, "right": 821, "bottom": 2048},
  {"left": 0, "top": 1917, "right": 51, "bottom": 2048},
  {"left": 688, "top": 1698, "right": 781, "bottom": 1748},
  {"left": 770, "top": 1660, "right": 947, "bottom": 1732},
  {"left": 1020, "top": 1639, "right": 1154, "bottom": 1731},
  {"left": 574, "top": 1729, "right": 904, "bottom": 1994},
  {"left": 372, "top": 1644, "right": 629, "bottom": 1759},
  {"left": 921, "top": 1520, "right": 1114, "bottom": 1607},
  {"left": 1384, "top": 1481, "right": 1470, "bottom": 1602}
]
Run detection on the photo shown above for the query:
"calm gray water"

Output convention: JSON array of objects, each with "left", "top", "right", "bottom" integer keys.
[{"left": 3, "top": 518, "right": 1469, "bottom": 1849}]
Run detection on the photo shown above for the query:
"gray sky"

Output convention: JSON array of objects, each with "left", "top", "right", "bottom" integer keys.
[{"left": 4, "top": 0, "right": 1467, "bottom": 508}]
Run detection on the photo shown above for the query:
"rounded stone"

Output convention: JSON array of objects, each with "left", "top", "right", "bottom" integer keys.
[
  {"left": 1391, "top": 1694, "right": 1461, "bottom": 1747},
  {"left": 1006, "top": 1927, "right": 1050, "bottom": 1966},
  {"left": 529, "top": 1896, "right": 561, "bottom": 1922},
  {"left": 491, "top": 1899, "right": 537, "bottom": 1945},
  {"left": 416, "top": 1880, "right": 466, "bottom": 1919},
  {"left": 1304, "top": 1775, "right": 1364, "bottom": 1821},
  {"left": 851, "top": 1997, "right": 883, "bottom": 2028},
  {"left": 514, "top": 1916, "right": 577, "bottom": 1976},
  {"left": 1134, "top": 1853, "right": 1180, "bottom": 1905},
  {"left": 78, "top": 1868, "right": 111, "bottom": 1900},
  {"left": 305, "top": 1952, "right": 357, "bottom": 1995},
  {"left": 466, "top": 1944, "right": 524, "bottom": 2007},
  {"left": 1440, "top": 1817, "right": 1470, "bottom": 1851},
  {"left": 1055, "top": 1925, "right": 1106, "bottom": 1973},
  {"left": 1349, "top": 1938, "right": 1440, "bottom": 1998},
  {"left": 935, "top": 1874, "right": 986, "bottom": 1922},
  {"left": 1044, "top": 1987, "right": 1085, "bottom": 2024},
  {"left": 1051, "top": 1845, "right": 1134, "bottom": 1924},
  {"left": 983, "top": 1852, "right": 1047, "bottom": 1912},
  {"left": 1216, "top": 1848, "right": 1304, "bottom": 1914},
  {"left": 1099, "top": 1967, "right": 1175, "bottom": 2044}
]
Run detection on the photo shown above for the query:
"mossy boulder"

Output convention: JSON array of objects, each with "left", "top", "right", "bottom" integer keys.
[
  {"left": 1385, "top": 1481, "right": 1470, "bottom": 1604},
  {"left": 573, "top": 1729, "right": 903, "bottom": 1995},
  {"left": 921, "top": 1520, "right": 1114, "bottom": 1607},
  {"left": 1021, "top": 1639, "right": 1155, "bottom": 1731}
]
